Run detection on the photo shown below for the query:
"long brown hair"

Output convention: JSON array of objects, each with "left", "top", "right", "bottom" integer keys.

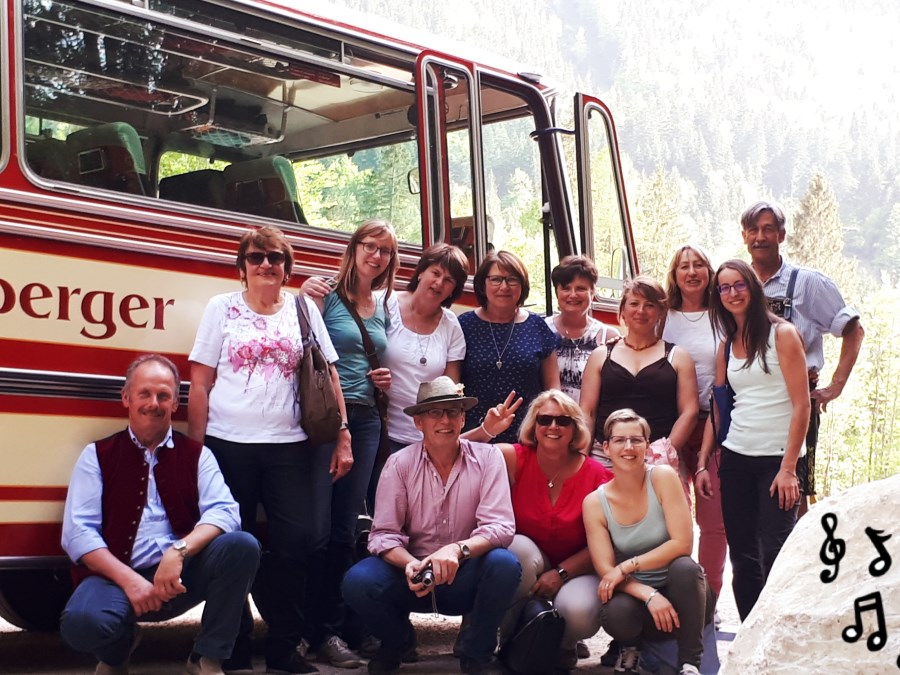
[
  {"left": 334, "top": 219, "right": 399, "bottom": 308},
  {"left": 710, "top": 259, "right": 781, "bottom": 373}
]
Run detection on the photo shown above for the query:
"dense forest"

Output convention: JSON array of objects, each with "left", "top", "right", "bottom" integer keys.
[{"left": 326, "top": 0, "right": 900, "bottom": 492}]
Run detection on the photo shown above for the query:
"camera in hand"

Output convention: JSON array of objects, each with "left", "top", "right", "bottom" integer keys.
[{"left": 412, "top": 565, "right": 434, "bottom": 587}]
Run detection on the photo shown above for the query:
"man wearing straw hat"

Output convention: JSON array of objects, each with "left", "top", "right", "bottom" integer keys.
[{"left": 342, "top": 376, "right": 520, "bottom": 675}]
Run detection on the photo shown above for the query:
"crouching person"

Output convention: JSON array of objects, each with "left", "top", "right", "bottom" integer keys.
[
  {"left": 343, "top": 377, "right": 521, "bottom": 675},
  {"left": 60, "top": 355, "right": 260, "bottom": 675}
]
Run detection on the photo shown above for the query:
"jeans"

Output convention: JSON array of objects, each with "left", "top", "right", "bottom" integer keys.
[
  {"left": 304, "top": 402, "right": 382, "bottom": 645},
  {"left": 206, "top": 436, "right": 333, "bottom": 659},
  {"left": 719, "top": 448, "right": 798, "bottom": 620},
  {"left": 598, "top": 556, "right": 715, "bottom": 668},
  {"left": 343, "top": 548, "right": 521, "bottom": 661},
  {"left": 60, "top": 532, "right": 259, "bottom": 665}
]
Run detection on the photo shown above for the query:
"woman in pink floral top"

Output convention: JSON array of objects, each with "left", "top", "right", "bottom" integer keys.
[{"left": 187, "top": 226, "right": 351, "bottom": 674}]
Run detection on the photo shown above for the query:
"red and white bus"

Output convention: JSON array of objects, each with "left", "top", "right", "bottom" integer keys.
[{"left": 0, "top": 0, "right": 635, "bottom": 628}]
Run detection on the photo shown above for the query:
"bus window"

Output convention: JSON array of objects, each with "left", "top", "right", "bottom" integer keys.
[
  {"left": 480, "top": 84, "right": 551, "bottom": 313},
  {"left": 20, "top": 0, "right": 419, "bottom": 236}
]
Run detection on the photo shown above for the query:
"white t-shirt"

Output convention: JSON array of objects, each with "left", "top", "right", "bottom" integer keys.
[
  {"left": 189, "top": 291, "right": 338, "bottom": 443},
  {"left": 663, "top": 309, "right": 719, "bottom": 411},
  {"left": 385, "top": 296, "right": 467, "bottom": 444}
]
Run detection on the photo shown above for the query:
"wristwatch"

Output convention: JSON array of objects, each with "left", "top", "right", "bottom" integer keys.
[
  {"left": 555, "top": 566, "right": 570, "bottom": 582},
  {"left": 456, "top": 542, "right": 471, "bottom": 561},
  {"left": 339, "top": 421, "right": 349, "bottom": 431},
  {"left": 172, "top": 539, "right": 189, "bottom": 558}
]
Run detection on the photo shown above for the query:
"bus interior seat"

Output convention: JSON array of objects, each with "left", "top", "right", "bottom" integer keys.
[
  {"left": 159, "top": 169, "right": 226, "bottom": 209},
  {"left": 450, "top": 215, "right": 477, "bottom": 273},
  {"left": 26, "top": 137, "right": 71, "bottom": 181},
  {"left": 66, "top": 122, "right": 147, "bottom": 195},
  {"left": 223, "top": 156, "right": 307, "bottom": 224}
]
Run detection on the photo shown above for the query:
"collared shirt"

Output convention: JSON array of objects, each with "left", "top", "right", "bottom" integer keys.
[
  {"left": 368, "top": 438, "right": 515, "bottom": 558},
  {"left": 762, "top": 258, "right": 859, "bottom": 371},
  {"left": 62, "top": 426, "right": 240, "bottom": 570}
]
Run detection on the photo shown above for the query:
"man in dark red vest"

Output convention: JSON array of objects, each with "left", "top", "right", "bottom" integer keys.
[{"left": 59, "top": 354, "right": 260, "bottom": 675}]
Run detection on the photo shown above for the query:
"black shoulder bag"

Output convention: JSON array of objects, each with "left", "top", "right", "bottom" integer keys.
[{"left": 709, "top": 338, "right": 734, "bottom": 447}]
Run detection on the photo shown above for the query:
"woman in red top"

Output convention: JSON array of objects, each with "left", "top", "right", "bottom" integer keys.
[{"left": 497, "top": 389, "right": 613, "bottom": 671}]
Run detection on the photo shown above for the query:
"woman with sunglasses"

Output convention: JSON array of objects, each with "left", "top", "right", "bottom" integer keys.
[
  {"left": 661, "top": 245, "right": 727, "bottom": 602},
  {"left": 298, "top": 218, "right": 399, "bottom": 666},
  {"left": 583, "top": 409, "right": 715, "bottom": 675},
  {"left": 580, "top": 276, "right": 699, "bottom": 464},
  {"left": 459, "top": 251, "right": 560, "bottom": 443},
  {"left": 694, "top": 260, "right": 809, "bottom": 621},
  {"left": 493, "top": 390, "right": 612, "bottom": 672},
  {"left": 187, "top": 225, "right": 351, "bottom": 674}
]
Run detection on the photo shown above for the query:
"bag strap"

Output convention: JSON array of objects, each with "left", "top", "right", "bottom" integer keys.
[
  {"left": 336, "top": 292, "right": 382, "bottom": 372},
  {"left": 294, "top": 294, "right": 311, "bottom": 346},
  {"left": 783, "top": 267, "right": 800, "bottom": 322}
]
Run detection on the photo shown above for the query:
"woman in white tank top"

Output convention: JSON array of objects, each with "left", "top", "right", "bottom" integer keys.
[{"left": 694, "top": 260, "right": 810, "bottom": 622}]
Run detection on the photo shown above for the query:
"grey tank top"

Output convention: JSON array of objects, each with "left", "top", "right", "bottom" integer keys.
[{"left": 597, "top": 466, "right": 669, "bottom": 588}]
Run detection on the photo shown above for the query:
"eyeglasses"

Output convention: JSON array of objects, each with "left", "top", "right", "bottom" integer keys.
[
  {"left": 244, "top": 251, "right": 286, "bottom": 266},
  {"left": 486, "top": 275, "right": 522, "bottom": 288},
  {"left": 717, "top": 280, "right": 749, "bottom": 295},
  {"left": 423, "top": 408, "right": 464, "bottom": 420},
  {"left": 358, "top": 241, "right": 395, "bottom": 258},
  {"left": 535, "top": 414, "right": 574, "bottom": 427},
  {"left": 608, "top": 436, "right": 648, "bottom": 448}
]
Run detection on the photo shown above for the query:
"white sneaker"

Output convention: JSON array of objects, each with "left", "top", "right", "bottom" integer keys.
[
  {"left": 680, "top": 665, "right": 701, "bottom": 675},
  {"left": 614, "top": 646, "right": 640, "bottom": 674}
]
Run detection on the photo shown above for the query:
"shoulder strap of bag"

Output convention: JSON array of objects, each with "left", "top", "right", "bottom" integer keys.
[
  {"left": 783, "top": 267, "right": 800, "bottom": 322},
  {"left": 294, "top": 294, "right": 311, "bottom": 347},
  {"left": 337, "top": 292, "right": 381, "bottom": 372}
]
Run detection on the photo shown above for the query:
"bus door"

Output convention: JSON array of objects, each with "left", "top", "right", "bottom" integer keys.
[
  {"left": 416, "top": 53, "right": 567, "bottom": 313},
  {"left": 573, "top": 93, "right": 636, "bottom": 309}
]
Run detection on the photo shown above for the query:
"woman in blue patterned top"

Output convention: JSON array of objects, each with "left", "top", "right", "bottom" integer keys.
[{"left": 459, "top": 250, "right": 560, "bottom": 444}]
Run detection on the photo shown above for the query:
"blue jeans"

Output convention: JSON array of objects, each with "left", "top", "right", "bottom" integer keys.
[
  {"left": 304, "top": 402, "right": 382, "bottom": 645},
  {"left": 342, "top": 548, "right": 521, "bottom": 661},
  {"left": 206, "top": 436, "right": 333, "bottom": 659},
  {"left": 719, "top": 448, "right": 798, "bottom": 620},
  {"left": 60, "top": 531, "right": 259, "bottom": 665}
]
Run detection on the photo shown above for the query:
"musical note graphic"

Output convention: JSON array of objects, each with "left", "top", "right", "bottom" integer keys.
[
  {"left": 864, "top": 527, "right": 892, "bottom": 577},
  {"left": 842, "top": 591, "right": 887, "bottom": 652},
  {"left": 819, "top": 512, "right": 846, "bottom": 583}
]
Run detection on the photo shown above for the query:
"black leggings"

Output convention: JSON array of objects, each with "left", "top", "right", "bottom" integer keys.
[{"left": 598, "top": 556, "right": 715, "bottom": 668}]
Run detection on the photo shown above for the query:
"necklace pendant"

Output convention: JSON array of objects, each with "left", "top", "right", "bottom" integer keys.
[
  {"left": 547, "top": 480, "right": 554, "bottom": 489},
  {"left": 419, "top": 356, "right": 427, "bottom": 365},
  {"left": 496, "top": 360, "right": 503, "bottom": 370}
]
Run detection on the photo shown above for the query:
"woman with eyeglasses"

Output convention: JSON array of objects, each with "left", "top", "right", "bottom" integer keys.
[
  {"left": 580, "top": 276, "right": 699, "bottom": 464},
  {"left": 694, "top": 260, "right": 809, "bottom": 621},
  {"left": 459, "top": 251, "right": 560, "bottom": 444},
  {"left": 493, "top": 390, "right": 612, "bottom": 672},
  {"left": 297, "top": 218, "right": 399, "bottom": 666},
  {"left": 583, "top": 409, "right": 716, "bottom": 675},
  {"left": 187, "top": 225, "right": 351, "bottom": 674},
  {"left": 661, "top": 245, "right": 727, "bottom": 602},
  {"left": 545, "top": 255, "right": 620, "bottom": 404}
]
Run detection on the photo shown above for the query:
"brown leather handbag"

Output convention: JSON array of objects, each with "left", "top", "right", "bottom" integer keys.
[{"left": 294, "top": 295, "right": 343, "bottom": 445}]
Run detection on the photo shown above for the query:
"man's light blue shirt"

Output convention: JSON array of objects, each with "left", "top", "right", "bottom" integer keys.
[
  {"left": 61, "top": 426, "right": 240, "bottom": 570},
  {"left": 762, "top": 258, "right": 859, "bottom": 372}
]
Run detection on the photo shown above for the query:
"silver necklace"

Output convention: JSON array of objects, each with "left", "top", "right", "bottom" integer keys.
[
  {"left": 414, "top": 328, "right": 431, "bottom": 365},
  {"left": 488, "top": 314, "right": 517, "bottom": 369},
  {"left": 678, "top": 309, "right": 706, "bottom": 324},
  {"left": 547, "top": 466, "right": 564, "bottom": 489}
]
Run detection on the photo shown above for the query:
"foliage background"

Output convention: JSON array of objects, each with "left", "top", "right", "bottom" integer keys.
[{"left": 324, "top": 0, "right": 900, "bottom": 493}]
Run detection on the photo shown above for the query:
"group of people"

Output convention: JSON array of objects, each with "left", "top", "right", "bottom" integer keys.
[{"left": 57, "top": 200, "right": 862, "bottom": 675}]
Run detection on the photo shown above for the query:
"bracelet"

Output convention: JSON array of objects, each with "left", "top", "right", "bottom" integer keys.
[
  {"left": 632, "top": 556, "right": 640, "bottom": 572},
  {"left": 617, "top": 564, "right": 629, "bottom": 580},
  {"left": 645, "top": 590, "right": 658, "bottom": 607},
  {"left": 479, "top": 423, "right": 497, "bottom": 439},
  {"left": 695, "top": 467, "right": 708, "bottom": 477}
]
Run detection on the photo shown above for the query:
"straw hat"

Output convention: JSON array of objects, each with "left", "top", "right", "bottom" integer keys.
[{"left": 403, "top": 376, "right": 479, "bottom": 416}]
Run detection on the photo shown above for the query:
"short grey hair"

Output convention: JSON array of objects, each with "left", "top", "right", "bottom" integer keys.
[
  {"left": 123, "top": 354, "right": 180, "bottom": 392},
  {"left": 740, "top": 201, "right": 787, "bottom": 234}
]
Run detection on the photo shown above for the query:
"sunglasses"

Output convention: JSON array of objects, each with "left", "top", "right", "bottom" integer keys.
[
  {"left": 244, "top": 251, "right": 286, "bottom": 266},
  {"left": 423, "top": 408, "right": 464, "bottom": 419},
  {"left": 535, "top": 414, "right": 574, "bottom": 427},
  {"left": 717, "top": 280, "right": 749, "bottom": 295}
]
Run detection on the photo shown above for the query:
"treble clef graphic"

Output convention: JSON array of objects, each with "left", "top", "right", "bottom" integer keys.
[
  {"left": 865, "top": 527, "right": 892, "bottom": 577},
  {"left": 819, "top": 512, "right": 846, "bottom": 583}
]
